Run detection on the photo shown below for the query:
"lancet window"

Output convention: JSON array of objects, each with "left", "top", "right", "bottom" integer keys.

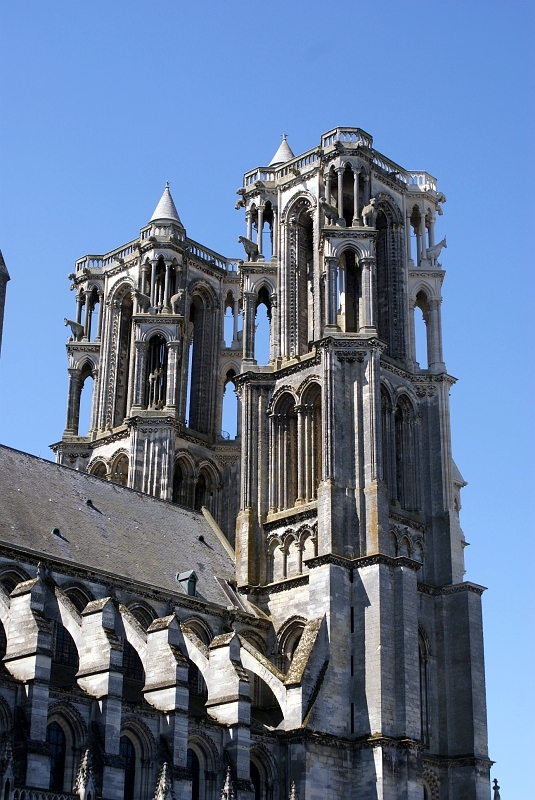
[
  {"left": 144, "top": 335, "right": 167, "bottom": 409},
  {"left": 186, "top": 290, "right": 218, "bottom": 434},
  {"left": 375, "top": 203, "right": 406, "bottom": 359},
  {"left": 270, "top": 393, "right": 298, "bottom": 511},
  {"left": 381, "top": 388, "right": 421, "bottom": 511},
  {"left": 337, "top": 249, "right": 361, "bottom": 332},
  {"left": 287, "top": 203, "right": 313, "bottom": 357},
  {"left": 419, "top": 632, "right": 430, "bottom": 742},
  {"left": 297, "top": 383, "right": 322, "bottom": 503},
  {"left": 113, "top": 291, "right": 133, "bottom": 425}
]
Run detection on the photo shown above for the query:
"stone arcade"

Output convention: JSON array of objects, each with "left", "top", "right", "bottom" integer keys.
[{"left": 0, "top": 128, "right": 491, "bottom": 799}]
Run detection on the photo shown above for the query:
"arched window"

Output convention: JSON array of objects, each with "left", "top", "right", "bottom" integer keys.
[
  {"left": 414, "top": 290, "right": 430, "bottom": 368},
  {"left": 194, "top": 471, "right": 207, "bottom": 511},
  {"left": 145, "top": 335, "right": 167, "bottom": 409},
  {"left": 47, "top": 721, "right": 66, "bottom": 791},
  {"left": 221, "top": 370, "right": 238, "bottom": 439},
  {"left": 89, "top": 460, "right": 107, "bottom": 479},
  {"left": 122, "top": 640, "right": 145, "bottom": 704},
  {"left": 394, "top": 395, "right": 420, "bottom": 512},
  {"left": 50, "top": 622, "right": 79, "bottom": 689},
  {"left": 173, "top": 461, "right": 184, "bottom": 504},
  {"left": 271, "top": 393, "right": 298, "bottom": 511},
  {"left": 120, "top": 735, "right": 136, "bottom": 800},
  {"left": 419, "top": 633, "right": 430, "bottom": 743},
  {"left": 114, "top": 291, "right": 133, "bottom": 426},
  {"left": 251, "top": 761, "right": 261, "bottom": 800},
  {"left": 255, "top": 287, "right": 271, "bottom": 365},
  {"left": 300, "top": 383, "right": 322, "bottom": 502},
  {"left": 375, "top": 203, "right": 406, "bottom": 360},
  {"left": 128, "top": 604, "right": 155, "bottom": 631},
  {"left": 110, "top": 454, "right": 129, "bottom": 486},
  {"left": 78, "top": 364, "right": 94, "bottom": 436},
  {"left": 187, "top": 749, "right": 200, "bottom": 800},
  {"left": 337, "top": 249, "right": 361, "bottom": 332},
  {"left": 187, "top": 291, "right": 217, "bottom": 434},
  {"left": 0, "top": 568, "right": 28, "bottom": 594},
  {"left": 286, "top": 203, "right": 313, "bottom": 357},
  {"left": 64, "top": 585, "right": 93, "bottom": 613},
  {"left": 380, "top": 386, "right": 395, "bottom": 502}
]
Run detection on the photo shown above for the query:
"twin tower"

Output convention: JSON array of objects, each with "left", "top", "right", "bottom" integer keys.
[{"left": 53, "top": 128, "right": 490, "bottom": 799}]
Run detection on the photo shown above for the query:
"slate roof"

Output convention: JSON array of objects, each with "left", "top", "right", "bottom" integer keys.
[{"left": 0, "top": 445, "right": 235, "bottom": 606}]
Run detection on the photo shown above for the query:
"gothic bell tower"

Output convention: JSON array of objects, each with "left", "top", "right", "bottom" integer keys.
[
  {"left": 234, "top": 129, "right": 490, "bottom": 800},
  {"left": 52, "top": 184, "right": 243, "bottom": 541}
]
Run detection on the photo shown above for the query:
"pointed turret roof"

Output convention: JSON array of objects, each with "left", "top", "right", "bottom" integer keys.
[
  {"left": 0, "top": 251, "right": 10, "bottom": 282},
  {"left": 150, "top": 182, "right": 182, "bottom": 225},
  {"left": 269, "top": 134, "right": 294, "bottom": 166}
]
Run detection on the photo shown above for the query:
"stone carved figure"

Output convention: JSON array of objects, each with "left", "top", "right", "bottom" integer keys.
[
  {"left": 319, "top": 196, "right": 342, "bottom": 225},
  {"left": 361, "top": 197, "right": 377, "bottom": 227},
  {"left": 133, "top": 288, "right": 152, "bottom": 313},
  {"left": 426, "top": 236, "right": 447, "bottom": 263},
  {"left": 153, "top": 762, "right": 175, "bottom": 800},
  {"left": 219, "top": 767, "right": 235, "bottom": 800},
  {"left": 238, "top": 235, "right": 259, "bottom": 261},
  {"left": 169, "top": 289, "right": 184, "bottom": 314},
  {"left": 64, "top": 318, "right": 84, "bottom": 341}
]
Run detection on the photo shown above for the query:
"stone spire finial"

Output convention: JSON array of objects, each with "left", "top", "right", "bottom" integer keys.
[
  {"left": 288, "top": 781, "right": 299, "bottom": 800},
  {"left": 219, "top": 767, "right": 235, "bottom": 800},
  {"left": 269, "top": 134, "right": 295, "bottom": 166},
  {"left": 492, "top": 778, "right": 501, "bottom": 800},
  {"left": 149, "top": 183, "right": 183, "bottom": 225},
  {"left": 153, "top": 762, "right": 175, "bottom": 800},
  {"left": 73, "top": 749, "right": 97, "bottom": 800}
]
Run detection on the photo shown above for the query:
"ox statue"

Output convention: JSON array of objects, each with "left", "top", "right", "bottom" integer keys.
[
  {"left": 238, "top": 236, "right": 259, "bottom": 262},
  {"left": 133, "top": 289, "right": 153, "bottom": 314},
  {"left": 426, "top": 237, "right": 447, "bottom": 264},
  {"left": 64, "top": 318, "right": 84, "bottom": 341},
  {"left": 361, "top": 198, "right": 377, "bottom": 228}
]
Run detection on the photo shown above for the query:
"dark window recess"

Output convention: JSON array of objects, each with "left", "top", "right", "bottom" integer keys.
[
  {"left": 187, "top": 749, "right": 200, "bottom": 800},
  {"left": 350, "top": 607, "right": 354, "bottom": 634},
  {"left": 122, "top": 640, "right": 145, "bottom": 703},
  {"left": 47, "top": 721, "right": 66, "bottom": 791},
  {"left": 120, "top": 736, "right": 136, "bottom": 800},
  {"left": 251, "top": 762, "right": 261, "bottom": 800},
  {"left": 50, "top": 622, "right": 79, "bottom": 689}
]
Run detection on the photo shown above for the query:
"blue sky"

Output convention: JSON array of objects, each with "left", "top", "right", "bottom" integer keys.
[{"left": 0, "top": 1, "right": 533, "bottom": 794}]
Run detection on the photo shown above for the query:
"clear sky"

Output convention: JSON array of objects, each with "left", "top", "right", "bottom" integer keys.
[{"left": 0, "top": 1, "right": 533, "bottom": 794}]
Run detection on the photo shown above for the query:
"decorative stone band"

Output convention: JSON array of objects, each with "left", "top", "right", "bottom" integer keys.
[
  {"left": 417, "top": 581, "right": 487, "bottom": 596},
  {"left": 204, "top": 693, "right": 252, "bottom": 708},
  {"left": 423, "top": 755, "right": 494, "bottom": 769},
  {"left": 238, "top": 575, "right": 309, "bottom": 595},
  {"left": 304, "top": 552, "right": 423, "bottom": 572},
  {"left": 282, "top": 730, "right": 426, "bottom": 752}
]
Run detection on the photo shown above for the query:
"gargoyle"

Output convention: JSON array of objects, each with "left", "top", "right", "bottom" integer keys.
[{"left": 238, "top": 235, "right": 259, "bottom": 262}]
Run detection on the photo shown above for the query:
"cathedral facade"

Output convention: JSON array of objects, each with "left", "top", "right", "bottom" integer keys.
[{"left": 0, "top": 128, "right": 491, "bottom": 799}]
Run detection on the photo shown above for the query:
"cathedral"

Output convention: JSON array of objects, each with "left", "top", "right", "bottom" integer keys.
[{"left": 0, "top": 127, "right": 491, "bottom": 799}]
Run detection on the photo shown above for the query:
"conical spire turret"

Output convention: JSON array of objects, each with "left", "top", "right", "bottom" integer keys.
[
  {"left": 150, "top": 182, "right": 183, "bottom": 225},
  {"left": 269, "top": 134, "right": 294, "bottom": 166}
]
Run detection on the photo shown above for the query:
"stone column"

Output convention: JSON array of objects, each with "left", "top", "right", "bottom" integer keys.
[
  {"left": 242, "top": 292, "right": 256, "bottom": 362},
  {"left": 150, "top": 259, "right": 157, "bottom": 306},
  {"left": 363, "top": 172, "right": 371, "bottom": 205},
  {"left": 405, "top": 210, "right": 413, "bottom": 264},
  {"left": 359, "top": 257, "right": 377, "bottom": 334},
  {"left": 207, "top": 634, "right": 254, "bottom": 800},
  {"left": 232, "top": 298, "right": 239, "bottom": 344},
  {"left": 428, "top": 297, "right": 445, "bottom": 371},
  {"left": 84, "top": 290, "right": 92, "bottom": 340},
  {"left": 324, "top": 257, "right": 338, "bottom": 330},
  {"left": 141, "top": 264, "right": 150, "bottom": 295},
  {"left": 257, "top": 207, "right": 264, "bottom": 257},
  {"left": 165, "top": 341, "right": 180, "bottom": 410},
  {"left": 131, "top": 341, "right": 147, "bottom": 408},
  {"left": 246, "top": 210, "right": 252, "bottom": 242},
  {"left": 428, "top": 212, "right": 436, "bottom": 247},
  {"left": 325, "top": 171, "right": 332, "bottom": 205},
  {"left": 76, "top": 293, "right": 83, "bottom": 324},
  {"left": 296, "top": 405, "right": 306, "bottom": 504},
  {"left": 163, "top": 262, "right": 171, "bottom": 311},
  {"left": 268, "top": 413, "right": 277, "bottom": 512},
  {"left": 419, "top": 212, "right": 427, "bottom": 263},
  {"left": 272, "top": 207, "right": 278, "bottom": 259},
  {"left": 77, "top": 599, "right": 124, "bottom": 799},
  {"left": 5, "top": 572, "right": 52, "bottom": 789},
  {"left": 95, "top": 291, "right": 104, "bottom": 340},
  {"left": 64, "top": 368, "right": 82, "bottom": 434},
  {"left": 336, "top": 168, "right": 344, "bottom": 219},
  {"left": 353, "top": 168, "right": 360, "bottom": 226}
]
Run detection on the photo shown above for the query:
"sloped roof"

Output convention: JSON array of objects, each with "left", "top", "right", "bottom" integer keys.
[
  {"left": 150, "top": 182, "right": 183, "bottom": 225},
  {"left": 0, "top": 445, "right": 234, "bottom": 605},
  {"left": 269, "top": 135, "right": 294, "bottom": 166}
]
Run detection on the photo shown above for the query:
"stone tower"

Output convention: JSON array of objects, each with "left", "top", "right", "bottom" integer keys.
[{"left": 53, "top": 128, "right": 490, "bottom": 799}]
